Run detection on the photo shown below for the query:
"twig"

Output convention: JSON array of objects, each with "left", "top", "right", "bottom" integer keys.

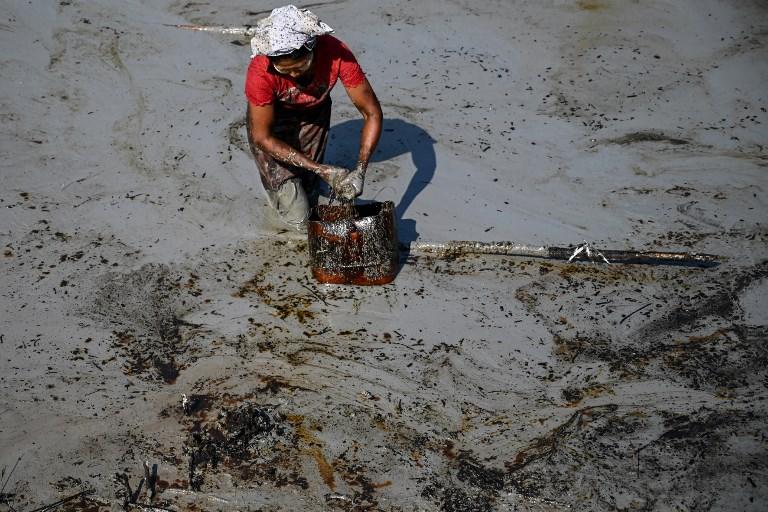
[
  {"left": 27, "top": 490, "right": 92, "bottom": 512},
  {"left": 149, "top": 464, "right": 158, "bottom": 499},
  {"left": 116, "top": 473, "right": 133, "bottom": 508},
  {"left": 298, "top": 281, "right": 334, "bottom": 308},
  {"left": 61, "top": 173, "right": 96, "bottom": 191},
  {"left": 72, "top": 196, "right": 95, "bottom": 208},
  {"left": 634, "top": 441, "right": 654, "bottom": 478},
  {"left": 619, "top": 302, "right": 652, "bottom": 325},
  {"left": 1, "top": 455, "right": 22, "bottom": 495},
  {"left": 131, "top": 478, "right": 144, "bottom": 504},
  {"left": 143, "top": 462, "right": 151, "bottom": 495}
]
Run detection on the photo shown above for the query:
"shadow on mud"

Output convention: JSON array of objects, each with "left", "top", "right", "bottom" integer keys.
[{"left": 326, "top": 118, "right": 436, "bottom": 246}]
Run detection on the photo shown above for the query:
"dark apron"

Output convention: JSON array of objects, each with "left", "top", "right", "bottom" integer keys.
[{"left": 247, "top": 99, "right": 331, "bottom": 193}]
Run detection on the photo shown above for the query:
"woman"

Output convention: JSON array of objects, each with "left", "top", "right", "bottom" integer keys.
[{"left": 245, "top": 5, "right": 382, "bottom": 230}]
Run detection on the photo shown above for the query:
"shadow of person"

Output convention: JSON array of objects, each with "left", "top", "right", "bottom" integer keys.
[{"left": 325, "top": 118, "right": 436, "bottom": 246}]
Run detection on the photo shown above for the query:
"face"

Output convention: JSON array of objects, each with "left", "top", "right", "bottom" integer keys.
[{"left": 271, "top": 52, "right": 314, "bottom": 79}]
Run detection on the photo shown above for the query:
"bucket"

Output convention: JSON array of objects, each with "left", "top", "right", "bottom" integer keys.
[{"left": 307, "top": 201, "right": 399, "bottom": 285}]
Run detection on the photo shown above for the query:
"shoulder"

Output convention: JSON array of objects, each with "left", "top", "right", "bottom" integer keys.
[
  {"left": 318, "top": 34, "right": 356, "bottom": 58},
  {"left": 247, "top": 55, "right": 273, "bottom": 77},
  {"left": 245, "top": 55, "right": 279, "bottom": 104}
]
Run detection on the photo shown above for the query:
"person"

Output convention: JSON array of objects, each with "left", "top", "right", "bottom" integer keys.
[{"left": 244, "top": 5, "right": 382, "bottom": 231}]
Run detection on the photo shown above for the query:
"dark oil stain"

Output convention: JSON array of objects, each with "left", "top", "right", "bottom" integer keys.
[
  {"left": 182, "top": 394, "right": 214, "bottom": 416},
  {"left": 561, "top": 383, "right": 614, "bottom": 406},
  {"left": 234, "top": 263, "right": 317, "bottom": 323},
  {"left": 154, "top": 358, "right": 180, "bottom": 384},
  {"left": 332, "top": 456, "right": 383, "bottom": 509},
  {"left": 456, "top": 453, "right": 505, "bottom": 492}
]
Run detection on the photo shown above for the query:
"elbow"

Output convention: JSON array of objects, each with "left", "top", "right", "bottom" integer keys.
[
  {"left": 253, "top": 135, "right": 271, "bottom": 152},
  {"left": 247, "top": 129, "right": 271, "bottom": 153}
]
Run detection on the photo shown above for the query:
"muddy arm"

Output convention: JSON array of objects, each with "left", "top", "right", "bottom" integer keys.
[
  {"left": 345, "top": 78, "right": 382, "bottom": 170},
  {"left": 247, "top": 101, "right": 343, "bottom": 183}
]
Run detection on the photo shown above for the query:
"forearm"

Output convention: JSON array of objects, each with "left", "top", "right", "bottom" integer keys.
[
  {"left": 254, "top": 135, "right": 323, "bottom": 173},
  {"left": 356, "top": 110, "right": 382, "bottom": 170}
]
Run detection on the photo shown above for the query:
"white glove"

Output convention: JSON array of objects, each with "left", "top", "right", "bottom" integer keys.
[{"left": 337, "top": 164, "right": 366, "bottom": 200}]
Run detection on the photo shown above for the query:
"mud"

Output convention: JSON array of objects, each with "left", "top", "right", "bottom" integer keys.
[
  {"left": 1, "top": 0, "right": 767, "bottom": 511},
  {"left": 88, "top": 264, "right": 205, "bottom": 383}
]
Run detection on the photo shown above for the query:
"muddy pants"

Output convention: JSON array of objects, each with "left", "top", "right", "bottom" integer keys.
[{"left": 247, "top": 99, "right": 331, "bottom": 230}]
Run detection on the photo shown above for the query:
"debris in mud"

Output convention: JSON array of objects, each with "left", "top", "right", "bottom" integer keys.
[
  {"left": 501, "top": 404, "right": 765, "bottom": 510},
  {"left": 88, "top": 263, "right": 204, "bottom": 382},
  {"left": 184, "top": 403, "right": 308, "bottom": 492},
  {"left": 422, "top": 482, "right": 496, "bottom": 512},
  {"left": 519, "top": 260, "right": 768, "bottom": 391},
  {"left": 507, "top": 405, "right": 620, "bottom": 474},
  {"left": 456, "top": 453, "right": 505, "bottom": 492}
]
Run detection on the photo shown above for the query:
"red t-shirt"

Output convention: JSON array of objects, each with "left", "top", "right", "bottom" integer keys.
[{"left": 245, "top": 35, "right": 366, "bottom": 110}]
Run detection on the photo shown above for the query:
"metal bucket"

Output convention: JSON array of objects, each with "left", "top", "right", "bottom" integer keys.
[{"left": 307, "top": 201, "right": 399, "bottom": 285}]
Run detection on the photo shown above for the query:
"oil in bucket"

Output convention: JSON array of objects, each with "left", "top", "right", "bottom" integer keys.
[{"left": 307, "top": 201, "right": 398, "bottom": 285}]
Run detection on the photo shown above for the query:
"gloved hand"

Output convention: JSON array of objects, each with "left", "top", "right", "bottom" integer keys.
[
  {"left": 317, "top": 165, "right": 351, "bottom": 192},
  {"left": 337, "top": 163, "right": 366, "bottom": 200}
]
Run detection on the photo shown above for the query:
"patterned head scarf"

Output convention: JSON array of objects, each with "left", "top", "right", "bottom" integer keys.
[{"left": 250, "top": 5, "right": 334, "bottom": 58}]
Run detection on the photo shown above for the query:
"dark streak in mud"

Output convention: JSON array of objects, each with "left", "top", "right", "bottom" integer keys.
[
  {"left": 634, "top": 261, "right": 767, "bottom": 339},
  {"left": 606, "top": 131, "right": 690, "bottom": 145}
]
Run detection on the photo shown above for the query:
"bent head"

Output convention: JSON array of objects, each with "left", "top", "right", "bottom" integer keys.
[{"left": 270, "top": 45, "right": 314, "bottom": 79}]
